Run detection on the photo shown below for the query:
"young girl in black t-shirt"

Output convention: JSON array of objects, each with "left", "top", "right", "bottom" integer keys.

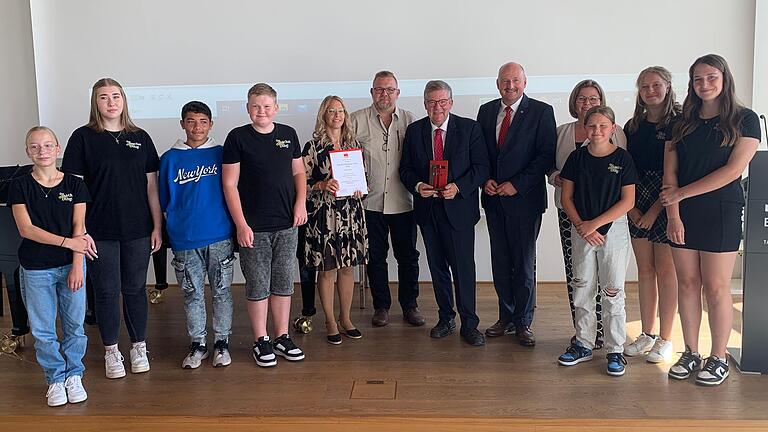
[
  {"left": 61, "top": 78, "right": 162, "bottom": 380},
  {"left": 10, "top": 126, "right": 96, "bottom": 406},
  {"left": 558, "top": 106, "right": 637, "bottom": 377},
  {"left": 661, "top": 54, "right": 761, "bottom": 386}
]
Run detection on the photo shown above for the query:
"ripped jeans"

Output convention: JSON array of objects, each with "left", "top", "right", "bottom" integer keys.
[
  {"left": 171, "top": 239, "right": 236, "bottom": 345},
  {"left": 571, "top": 216, "right": 630, "bottom": 354}
]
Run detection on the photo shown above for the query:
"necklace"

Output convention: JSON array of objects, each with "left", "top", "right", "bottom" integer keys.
[
  {"left": 32, "top": 172, "right": 61, "bottom": 199},
  {"left": 107, "top": 129, "right": 123, "bottom": 144}
]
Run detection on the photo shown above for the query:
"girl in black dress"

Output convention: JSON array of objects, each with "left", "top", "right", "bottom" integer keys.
[
  {"left": 623, "top": 67, "right": 680, "bottom": 363},
  {"left": 661, "top": 54, "right": 761, "bottom": 386}
]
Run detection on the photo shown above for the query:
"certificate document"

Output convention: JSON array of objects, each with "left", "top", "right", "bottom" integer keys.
[{"left": 329, "top": 148, "right": 368, "bottom": 197}]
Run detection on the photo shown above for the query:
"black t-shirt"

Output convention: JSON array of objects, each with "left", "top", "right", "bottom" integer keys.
[
  {"left": 222, "top": 123, "right": 302, "bottom": 232},
  {"left": 8, "top": 173, "right": 90, "bottom": 270},
  {"left": 670, "top": 108, "right": 761, "bottom": 204},
  {"left": 560, "top": 146, "right": 638, "bottom": 235},
  {"left": 61, "top": 126, "right": 159, "bottom": 241},
  {"left": 624, "top": 118, "right": 676, "bottom": 172}
]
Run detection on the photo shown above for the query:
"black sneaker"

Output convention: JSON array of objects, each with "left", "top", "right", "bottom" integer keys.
[
  {"left": 273, "top": 334, "right": 305, "bottom": 361},
  {"left": 252, "top": 336, "right": 277, "bottom": 367},
  {"left": 668, "top": 345, "right": 702, "bottom": 380},
  {"left": 695, "top": 355, "right": 730, "bottom": 386}
]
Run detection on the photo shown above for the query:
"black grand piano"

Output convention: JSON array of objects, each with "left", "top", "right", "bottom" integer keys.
[{"left": 0, "top": 165, "right": 32, "bottom": 349}]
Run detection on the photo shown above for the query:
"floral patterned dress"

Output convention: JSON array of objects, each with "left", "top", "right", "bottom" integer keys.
[{"left": 302, "top": 138, "right": 368, "bottom": 271}]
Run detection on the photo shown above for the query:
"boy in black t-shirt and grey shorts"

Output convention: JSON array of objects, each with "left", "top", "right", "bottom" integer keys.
[
  {"left": 222, "top": 83, "right": 308, "bottom": 367},
  {"left": 556, "top": 106, "right": 638, "bottom": 377}
]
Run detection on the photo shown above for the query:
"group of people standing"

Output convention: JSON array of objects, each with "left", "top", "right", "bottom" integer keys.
[{"left": 9, "top": 54, "right": 761, "bottom": 407}]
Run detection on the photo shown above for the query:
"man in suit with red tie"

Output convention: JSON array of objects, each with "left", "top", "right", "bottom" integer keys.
[
  {"left": 399, "top": 80, "right": 489, "bottom": 346},
  {"left": 476, "top": 62, "right": 556, "bottom": 346}
]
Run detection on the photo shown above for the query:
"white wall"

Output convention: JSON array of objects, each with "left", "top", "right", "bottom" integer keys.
[
  {"left": 4, "top": 0, "right": 760, "bottom": 283},
  {"left": 0, "top": 0, "right": 39, "bottom": 166}
]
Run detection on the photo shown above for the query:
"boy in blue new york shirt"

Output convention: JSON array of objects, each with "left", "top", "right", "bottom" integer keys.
[{"left": 159, "top": 101, "right": 236, "bottom": 369}]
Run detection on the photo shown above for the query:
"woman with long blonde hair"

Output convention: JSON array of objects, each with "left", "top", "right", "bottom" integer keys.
[
  {"left": 623, "top": 66, "right": 681, "bottom": 363},
  {"left": 302, "top": 95, "right": 368, "bottom": 345}
]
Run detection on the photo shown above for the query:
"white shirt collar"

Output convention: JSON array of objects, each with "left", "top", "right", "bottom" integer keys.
[
  {"left": 500, "top": 97, "right": 523, "bottom": 113},
  {"left": 430, "top": 114, "right": 450, "bottom": 133}
]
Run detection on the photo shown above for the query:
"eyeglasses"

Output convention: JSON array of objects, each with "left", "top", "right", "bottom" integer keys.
[
  {"left": 326, "top": 108, "right": 346, "bottom": 115},
  {"left": 425, "top": 99, "right": 451, "bottom": 108},
  {"left": 27, "top": 143, "right": 57, "bottom": 154},
  {"left": 576, "top": 96, "right": 601, "bottom": 104},
  {"left": 373, "top": 87, "right": 398, "bottom": 95}
]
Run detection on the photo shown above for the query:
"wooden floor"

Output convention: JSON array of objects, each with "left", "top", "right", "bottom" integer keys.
[{"left": 1, "top": 281, "right": 767, "bottom": 431}]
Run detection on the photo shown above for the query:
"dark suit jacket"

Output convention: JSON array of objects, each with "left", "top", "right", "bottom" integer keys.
[
  {"left": 399, "top": 114, "right": 489, "bottom": 231},
  {"left": 477, "top": 94, "right": 556, "bottom": 215}
]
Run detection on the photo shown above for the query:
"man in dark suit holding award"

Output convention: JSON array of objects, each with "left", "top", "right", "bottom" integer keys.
[
  {"left": 400, "top": 80, "right": 489, "bottom": 346},
  {"left": 477, "top": 62, "right": 556, "bottom": 346}
]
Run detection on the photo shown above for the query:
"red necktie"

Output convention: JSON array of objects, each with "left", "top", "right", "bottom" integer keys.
[
  {"left": 498, "top": 106, "right": 512, "bottom": 148},
  {"left": 434, "top": 128, "right": 444, "bottom": 160}
]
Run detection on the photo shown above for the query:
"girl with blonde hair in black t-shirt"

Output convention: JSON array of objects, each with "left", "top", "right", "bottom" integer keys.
[
  {"left": 61, "top": 78, "right": 162, "bottom": 380},
  {"left": 661, "top": 54, "right": 761, "bottom": 386},
  {"left": 10, "top": 126, "right": 96, "bottom": 406},
  {"left": 557, "top": 106, "right": 638, "bottom": 377}
]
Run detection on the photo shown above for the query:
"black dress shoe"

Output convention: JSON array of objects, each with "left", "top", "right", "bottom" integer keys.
[
  {"left": 429, "top": 319, "right": 456, "bottom": 338},
  {"left": 372, "top": 308, "right": 389, "bottom": 327},
  {"left": 461, "top": 328, "right": 486, "bottom": 346},
  {"left": 403, "top": 308, "right": 426, "bottom": 327},
  {"left": 484, "top": 320, "right": 515, "bottom": 337},
  {"left": 515, "top": 325, "right": 536, "bottom": 347}
]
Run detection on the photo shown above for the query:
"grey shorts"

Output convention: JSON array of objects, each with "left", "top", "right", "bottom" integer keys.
[{"left": 239, "top": 227, "right": 298, "bottom": 301}]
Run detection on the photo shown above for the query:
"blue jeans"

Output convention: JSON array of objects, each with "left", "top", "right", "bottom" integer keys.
[
  {"left": 171, "top": 239, "right": 235, "bottom": 344},
  {"left": 20, "top": 263, "right": 87, "bottom": 385}
]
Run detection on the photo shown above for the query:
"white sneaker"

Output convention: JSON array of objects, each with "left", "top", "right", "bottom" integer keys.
[
  {"left": 46, "top": 382, "right": 67, "bottom": 407},
  {"left": 646, "top": 338, "right": 674, "bottom": 363},
  {"left": 181, "top": 343, "right": 209, "bottom": 369},
  {"left": 212, "top": 340, "right": 231, "bottom": 368},
  {"left": 104, "top": 349, "right": 126, "bottom": 379},
  {"left": 624, "top": 333, "right": 657, "bottom": 357},
  {"left": 64, "top": 375, "right": 88, "bottom": 403},
  {"left": 130, "top": 342, "right": 150, "bottom": 373}
]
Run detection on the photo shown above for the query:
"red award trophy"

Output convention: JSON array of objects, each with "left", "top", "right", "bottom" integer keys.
[{"left": 429, "top": 160, "right": 448, "bottom": 191}]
